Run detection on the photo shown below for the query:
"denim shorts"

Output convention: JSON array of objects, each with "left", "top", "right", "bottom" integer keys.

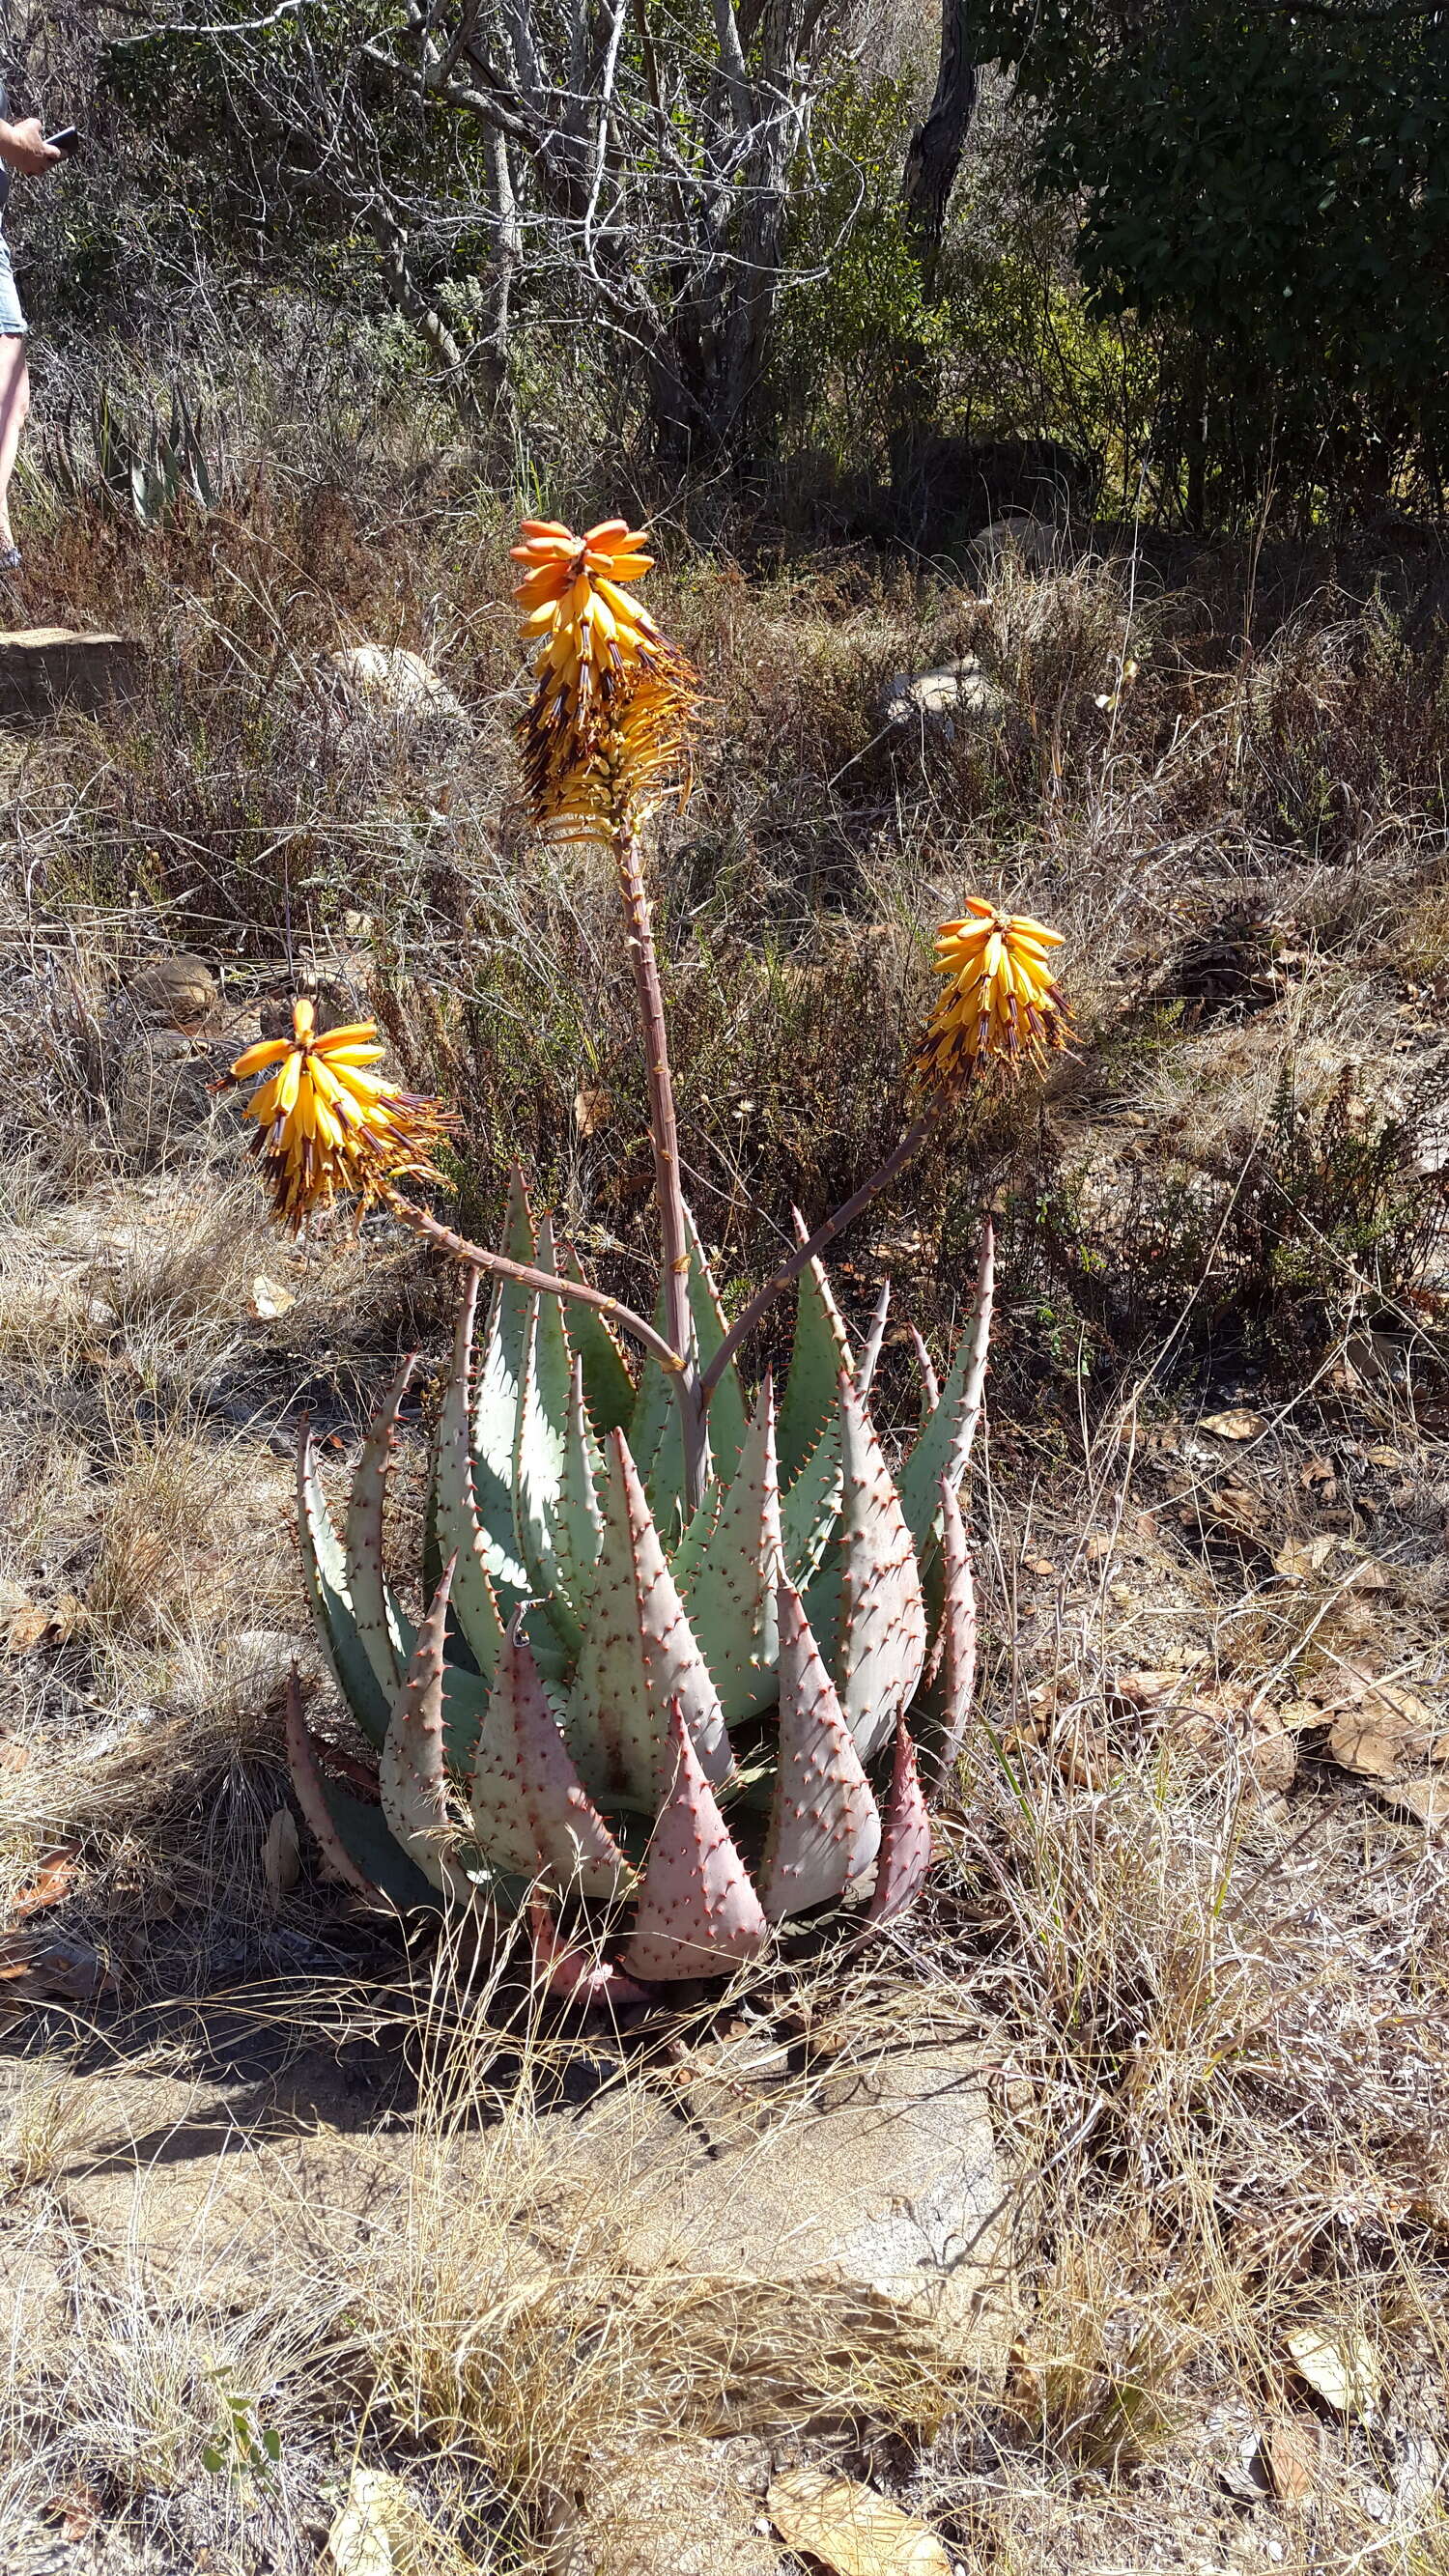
[{"left": 0, "top": 235, "right": 26, "bottom": 336}]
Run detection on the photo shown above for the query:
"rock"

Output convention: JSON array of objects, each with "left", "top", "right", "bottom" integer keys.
[
  {"left": 880, "top": 658, "right": 1006, "bottom": 737},
  {"left": 126, "top": 953, "right": 217, "bottom": 1033},
  {"left": 326, "top": 644, "right": 469, "bottom": 730},
  {"left": 572, "top": 2038, "right": 1017, "bottom": 2383},
  {"left": 563, "top": 2443, "right": 781, "bottom": 2576},
  {"left": 0, "top": 628, "right": 146, "bottom": 721},
  {"left": 969, "top": 512, "right": 1062, "bottom": 580}
]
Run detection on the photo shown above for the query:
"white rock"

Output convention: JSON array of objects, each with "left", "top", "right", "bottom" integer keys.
[
  {"left": 325, "top": 645, "right": 469, "bottom": 729},
  {"left": 880, "top": 658, "right": 1007, "bottom": 736}
]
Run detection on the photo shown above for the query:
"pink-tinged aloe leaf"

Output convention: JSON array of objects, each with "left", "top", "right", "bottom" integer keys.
[
  {"left": 925, "top": 1473, "right": 978, "bottom": 1788},
  {"left": 344, "top": 1354, "right": 419, "bottom": 1695},
  {"left": 380, "top": 1557, "right": 473, "bottom": 1902},
  {"left": 298, "top": 1422, "right": 391, "bottom": 1747},
  {"left": 285, "top": 1670, "right": 378, "bottom": 1901},
  {"left": 756, "top": 1577, "right": 881, "bottom": 1922},
  {"left": 867, "top": 1714, "right": 932, "bottom": 1928},
  {"left": 560, "top": 1241, "right": 636, "bottom": 1433},
  {"left": 777, "top": 1221, "right": 853, "bottom": 1487},
  {"left": 515, "top": 1211, "right": 574, "bottom": 1628},
  {"left": 619, "top": 1700, "right": 769, "bottom": 1984},
  {"left": 435, "top": 1266, "right": 527, "bottom": 1663},
  {"left": 807, "top": 1370, "right": 926, "bottom": 1763},
  {"left": 469, "top": 1614, "right": 630, "bottom": 1899},
  {"left": 285, "top": 1672, "right": 437, "bottom": 1912},
  {"left": 527, "top": 1901, "right": 652, "bottom": 2011},
  {"left": 679, "top": 1373, "right": 783, "bottom": 1724},
  {"left": 567, "top": 1430, "right": 732, "bottom": 1811},
  {"left": 898, "top": 1217, "right": 994, "bottom": 1547}
]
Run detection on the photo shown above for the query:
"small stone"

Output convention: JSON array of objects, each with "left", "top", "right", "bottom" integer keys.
[
  {"left": 879, "top": 659, "right": 1007, "bottom": 735},
  {"left": 326, "top": 644, "right": 469, "bottom": 729},
  {"left": 126, "top": 954, "right": 217, "bottom": 1032}
]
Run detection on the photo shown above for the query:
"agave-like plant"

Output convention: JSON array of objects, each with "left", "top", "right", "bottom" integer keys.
[{"left": 223, "top": 516, "right": 1071, "bottom": 1994}]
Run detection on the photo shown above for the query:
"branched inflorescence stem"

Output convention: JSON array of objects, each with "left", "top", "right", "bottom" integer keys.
[
  {"left": 699, "top": 1105, "right": 946, "bottom": 1402},
  {"left": 386, "top": 1194, "right": 687, "bottom": 1378}
]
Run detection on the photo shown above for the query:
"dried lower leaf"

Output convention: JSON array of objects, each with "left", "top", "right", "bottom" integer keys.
[
  {"left": 766, "top": 2469, "right": 951, "bottom": 2576},
  {"left": 45, "top": 2486, "right": 104, "bottom": 2543},
  {"left": 1285, "top": 2325, "right": 1381, "bottom": 2420},
  {"left": 1200, "top": 1407, "right": 1265, "bottom": 1441},
  {"left": 1329, "top": 1704, "right": 1439, "bottom": 1781},
  {"left": 262, "top": 1807, "right": 300, "bottom": 1899}
]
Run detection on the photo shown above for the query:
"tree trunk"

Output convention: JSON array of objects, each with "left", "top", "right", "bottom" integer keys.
[{"left": 903, "top": 0, "right": 978, "bottom": 294}]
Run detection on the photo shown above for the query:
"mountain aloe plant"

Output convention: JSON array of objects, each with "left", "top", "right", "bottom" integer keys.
[{"left": 223, "top": 515, "right": 1070, "bottom": 1993}]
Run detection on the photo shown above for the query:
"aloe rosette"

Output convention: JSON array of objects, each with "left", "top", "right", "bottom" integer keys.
[{"left": 288, "top": 1177, "right": 992, "bottom": 1988}]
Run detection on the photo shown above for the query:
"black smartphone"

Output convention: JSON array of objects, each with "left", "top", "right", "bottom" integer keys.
[{"left": 44, "top": 127, "right": 80, "bottom": 156}]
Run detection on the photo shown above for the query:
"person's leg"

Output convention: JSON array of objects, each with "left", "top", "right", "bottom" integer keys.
[{"left": 0, "top": 332, "right": 31, "bottom": 557}]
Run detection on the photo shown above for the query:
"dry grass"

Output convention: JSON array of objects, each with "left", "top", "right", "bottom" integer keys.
[{"left": 0, "top": 496, "right": 1447, "bottom": 2571}]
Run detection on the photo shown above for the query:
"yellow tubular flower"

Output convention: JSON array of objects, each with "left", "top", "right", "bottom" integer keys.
[
  {"left": 912, "top": 899, "right": 1073, "bottom": 1093},
  {"left": 511, "top": 516, "right": 699, "bottom": 837},
  {"left": 222, "top": 999, "right": 457, "bottom": 1231}
]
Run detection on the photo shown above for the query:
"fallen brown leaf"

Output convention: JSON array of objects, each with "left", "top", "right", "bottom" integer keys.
[
  {"left": 574, "top": 1086, "right": 611, "bottom": 1137},
  {"left": 45, "top": 2486, "right": 104, "bottom": 2543},
  {"left": 1274, "top": 1534, "right": 1338, "bottom": 1582},
  {"left": 767, "top": 2469, "right": 951, "bottom": 2576},
  {"left": 248, "top": 1274, "right": 296, "bottom": 1320},
  {"left": 1387, "top": 1776, "right": 1449, "bottom": 1829},
  {"left": 1201, "top": 1406, "right": 1266, "bottom": 1441},
  {"left": 11, "top": 1847, "right": 81, "bottom": 1919},
  {"left": 1261, "top": 2419, "right": 1321, "bottom": 2504},
  {"left": 0, "top": 1930, "right": 115, "bottom": 2009}
]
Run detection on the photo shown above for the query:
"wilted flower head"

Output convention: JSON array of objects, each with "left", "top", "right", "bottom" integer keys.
[
  {"left": 512, "top": 516, "right": 699, "bottom": 837},
  {"left": 221, "top": 1000, "right": 456, "bottom": 1231},
  {"left": 912, "top": 899, "right": 1072, "bottom": 1093}
]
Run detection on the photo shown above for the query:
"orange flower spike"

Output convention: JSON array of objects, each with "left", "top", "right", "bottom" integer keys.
[{"left": 912, "top": 903, "right": 1073, "bottom": 1094}]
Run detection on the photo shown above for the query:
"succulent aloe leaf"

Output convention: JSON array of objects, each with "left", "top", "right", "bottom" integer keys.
[
  {"left": 560, "top": 1241, "right": 637, "bottom": 1432},
  {"left": 867, "top": 1714, "right": 932, "bottom": 1927},
  {"left": 924, "top": 1473, "right": 978, "bottom": 1790},
  {"left": 619, "top": 1700, "right": 769, "bottom": 1983},
  {"left": 344, "top": 1355, "right": 420, "bottom": 1695},
  {"left": 469, "top": 1614, "right": 631, "bottom": 1898},
  {"left": 633, "top": 1207, "right": 748, "bottom": 1514},
  {"left": 756, "top": 1578, "right": 880, "bottom": 1921},
  {"left": 298, "top": 1424, "right": 392, "bottom": 1749},
  {"left": 898, "top": 1218, "right": 995, "bottom": 1548},
  {"left": 680, "top": 1374, "right": 783, "bottom": 1725},
  {"left": 807, "top": 1371, "right": 926, "bottom": 1763},
  {"left": 514, "top": 1211, "right": 574, "bottom": 1612},
  {"left": 857, "top": 1278, "right": 892, "bottom": 1399},
  {"left": 553, "top": 1356, "right": 605, "bottom": 1624},
  {"left": 568, "top": 1430, "right": 732, "bottom": 1810},
  {"left": 777, "top": 1231, "right": 853, "bottom": 1486},
  {"left": 436, "top": 1265, "right": 529, "bottom": 1650},
  {"left": 466, "top": 1172, "right": 536, "bottom": 1596},
  {"left": 781, "top": 1412, "right": 843, "bottom": 1588},
  {"left": 380, "top": 1559, "right": 473, "bottom": 1902},
  {"left": 285, "top": 1675, "right": 437, "bottom": 1911}
]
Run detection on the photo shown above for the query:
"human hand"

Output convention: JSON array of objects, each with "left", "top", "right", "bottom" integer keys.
[{"left": 0, "top": 116, "right": 65, "bottom": 176}]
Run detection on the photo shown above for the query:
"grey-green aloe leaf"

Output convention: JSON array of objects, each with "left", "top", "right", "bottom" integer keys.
[
  {"left": 679, "top": 1374, "right": 783, "bottom": 1725},
  {"left": 298, "top": 1424, "right": 391, "bottom": 1750},
  {"left": 343, "top": 1355, "right": 419, "bottom": 1695}
]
